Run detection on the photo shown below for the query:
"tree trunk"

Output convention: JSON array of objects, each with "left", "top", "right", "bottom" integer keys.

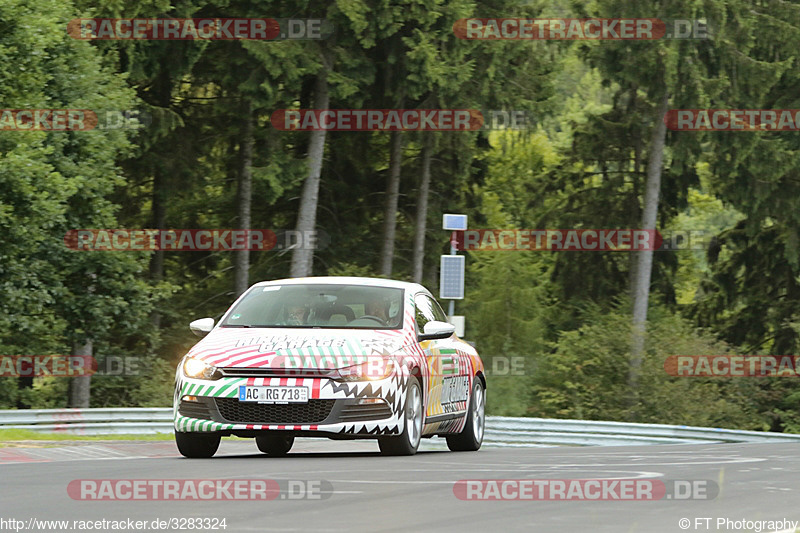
[
  {"left": 379, "top": 131, "right": 404, "bottom": 276},
  {"left": 629, "top": 91, "right": 643, "bottom": 297},
  {"left": 148, "top": 67, "right": 172, "bottom": 329},
  {"left": 234, "top": 101, "right": 254, "bottom": 296},
  {"left": 290, "top": 62, "right": 330, "bottom": 278},
  {"left": 149, "top": 168, "right": 166, "bottom": 330},
  {"left": 628, "top": 92, "right": 669, "bottom": 412},
  {"left": 412, "top": 134, "right": 433, "bottom": 283},
  {"left": 67, "top": 338, "right": 92, "bottom": 408},
  {"left": 16, "top": 377, "right": 33, "bottom": 408}
]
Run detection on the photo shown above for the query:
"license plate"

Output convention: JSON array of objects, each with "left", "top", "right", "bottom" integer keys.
[{"left": 238, "top": 386, "right": 309, "bottom": 404}]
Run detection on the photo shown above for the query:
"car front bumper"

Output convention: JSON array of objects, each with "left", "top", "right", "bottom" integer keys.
[{"left": 173, "top": 374, "right": 407, "bottom": 436}]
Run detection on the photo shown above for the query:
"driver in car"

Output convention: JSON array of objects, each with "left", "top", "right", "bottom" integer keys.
[
  {"left": 364, "top": 297, "right": 390, "bottom": 325},
  {"left": 285, "top": 303, "right": 310, "bottom": 326}
]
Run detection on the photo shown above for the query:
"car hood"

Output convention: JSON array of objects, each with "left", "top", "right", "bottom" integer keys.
[{"left": 184, "top": 327, "right": 411, "bottom": 369}]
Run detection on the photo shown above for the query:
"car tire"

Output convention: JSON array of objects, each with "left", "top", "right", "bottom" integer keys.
[
  {"left": 256, "top": 433, "right": 295, "bottom": 456},
  {"left": 446, "top": 378, "right": 485, "bottom": 452},
  {"left": 175, "top": 430, "right": 221, "bottom": 458},
  {"left": 378, "top": 376, "right": 423, "bottom": 456}
]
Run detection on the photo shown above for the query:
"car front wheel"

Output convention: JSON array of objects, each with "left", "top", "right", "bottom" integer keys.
[
  {"left": 379, "top": 376, "right": 423, "bottom": 456},
  {"left": 175, "top": 431, "right": 221, "bottom": 458}
]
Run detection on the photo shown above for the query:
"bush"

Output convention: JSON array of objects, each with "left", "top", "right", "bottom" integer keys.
[{"left": 530, "top": 304, "right": 765, "bottom": 429}]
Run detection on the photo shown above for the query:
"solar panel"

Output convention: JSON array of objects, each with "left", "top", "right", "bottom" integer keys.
[
  {"left": 440, "top": 255, "right": 465, "bottom": 299},
  {"left": 442, "top": 214, "right": 468, "bottom": 231}
]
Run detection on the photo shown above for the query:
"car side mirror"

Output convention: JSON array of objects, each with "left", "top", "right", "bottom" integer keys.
[
  {"left": 189, "top": 317, "right": 215, "bottom": 337},
  {"left": 418, "top": 320, "right": 456, "bottom": 341}
]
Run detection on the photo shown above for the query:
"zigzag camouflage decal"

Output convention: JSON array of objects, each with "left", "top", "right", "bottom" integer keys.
[
  {"left": 181, "top": 378, "right": 246, "bottom": 398},
  {"left": 173, "top": 282, "right": 484, "bottom": 444}
]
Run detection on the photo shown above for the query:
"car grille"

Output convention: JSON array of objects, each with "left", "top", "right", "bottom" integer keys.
[
  {"left": 339, "top": 402, "right": 392, "bottom": 422},
  {"left": 179, "top": 400, "right": 212, "bottom": 420},
  {"left": 214, "top": 398, "right": 335, "bottom": 424}
]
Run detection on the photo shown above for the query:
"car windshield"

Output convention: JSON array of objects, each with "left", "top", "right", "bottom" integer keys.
[{"left": 221, "top": 284, "right": 404, "bottom": 329}]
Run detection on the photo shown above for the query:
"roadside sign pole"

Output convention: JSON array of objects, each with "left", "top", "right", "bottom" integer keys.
[
  {"left": 440, "top": 214, "right": 467, "bottom": 336},
  {"left": 448, "top": 238, "right": 456, "bottom": 317}
]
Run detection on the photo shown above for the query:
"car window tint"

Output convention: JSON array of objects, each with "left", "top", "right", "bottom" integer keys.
[{"left": 220, "top": 284, "right": 404, "bottom": 329}]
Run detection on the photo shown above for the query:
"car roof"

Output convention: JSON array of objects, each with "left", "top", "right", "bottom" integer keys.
[{"left": 251, "top": 276, "right": 430, "bottom": 294}]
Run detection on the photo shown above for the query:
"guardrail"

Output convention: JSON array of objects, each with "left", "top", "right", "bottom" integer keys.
[
  {"left": 0, "top": 408, "right": 173, "bottom": 435},
  {"left": 484, "top": 416, "right": 800, "bottom": 446},
  {"left": 2, "top": 409, "right": 800, "bottom": 446}
]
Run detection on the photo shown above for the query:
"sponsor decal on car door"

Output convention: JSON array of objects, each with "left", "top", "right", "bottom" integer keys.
[
  {"left": 426, "top": 346, "right": 469, "bottom": 417},
  {"left": 414, "top": 293, "right": 469, "bottom": 418}
]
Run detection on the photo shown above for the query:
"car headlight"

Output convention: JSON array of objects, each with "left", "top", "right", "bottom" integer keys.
[
  {"left": 333, "top": 358, "right": 395, "bottom": 382},
  {"left": 182, "top": 357, "right": 221, "bottom": 380}
]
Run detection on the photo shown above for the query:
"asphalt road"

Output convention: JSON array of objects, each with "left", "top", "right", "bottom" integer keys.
[{"left": 1, "top": 438, "right": 799, "bottom": 533}]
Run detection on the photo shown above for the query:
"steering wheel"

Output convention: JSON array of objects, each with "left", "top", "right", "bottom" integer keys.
[{"left": 355, "top": 315, "right": 387, "bottom": 326}]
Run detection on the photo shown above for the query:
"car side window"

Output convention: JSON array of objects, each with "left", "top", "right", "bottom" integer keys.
[
  {"left": 428, "top": 296, "right": 448, "bottom": 322},
  {"left": 414, "top": 293, "right": 437, "bottom": 332}
]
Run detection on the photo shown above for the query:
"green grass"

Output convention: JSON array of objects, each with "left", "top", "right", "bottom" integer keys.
[{"left": 0, "top": 429, "right": 174, "bottom": 443}]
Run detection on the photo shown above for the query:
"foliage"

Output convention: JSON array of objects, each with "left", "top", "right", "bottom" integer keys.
[
  {"left": 531, "top": 304, "right": 763, "bottom": 429},
  {"left": 1, "top": 0, "right": 799, "bottom": 435}
]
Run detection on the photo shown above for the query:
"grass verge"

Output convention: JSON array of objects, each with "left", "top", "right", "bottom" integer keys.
[{"left": 0, "top": 429, "right": 173, "bottom": 443}]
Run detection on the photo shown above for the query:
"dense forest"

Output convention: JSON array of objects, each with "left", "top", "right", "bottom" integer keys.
[{"left": 2, "top": 0, "right": 800, "bottom": 433}]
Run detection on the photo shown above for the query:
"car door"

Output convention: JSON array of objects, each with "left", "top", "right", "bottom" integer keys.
[{"left": 414, "top": 293, "right": 470, "bottom": 421}]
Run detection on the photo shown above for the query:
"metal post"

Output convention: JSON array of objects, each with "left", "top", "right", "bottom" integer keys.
[{"left": 449, "top": 238, "right": 456, "bottom": 317}]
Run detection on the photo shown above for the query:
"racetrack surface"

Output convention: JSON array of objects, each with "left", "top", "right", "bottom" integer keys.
[{"left": 2, "top": 438, "right": 799, "bottom": 532}]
